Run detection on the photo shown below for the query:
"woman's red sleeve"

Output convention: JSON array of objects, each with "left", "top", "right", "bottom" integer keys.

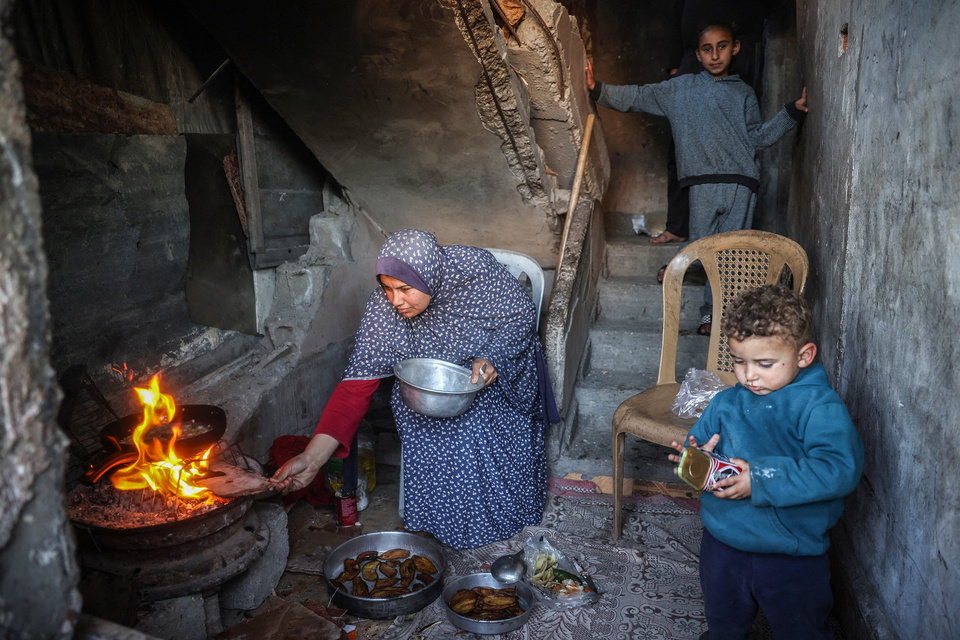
[{"left": 312, "top": 378, "right": 381, "bottom": 458}]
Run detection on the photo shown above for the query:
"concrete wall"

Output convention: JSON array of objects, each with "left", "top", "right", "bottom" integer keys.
[
  {"left": 0, "top": 0, "right": 81, "bottom": 635},
  {"left": 12, "top": 0, "right": 380, "bottom": 466},
  {"left": 187, "top": 0, "right": 583, "bottom": 266},
  {"left": 788, "top": 1, "right": 960, "bottom": 637},
  {"left": 11, "top": 0, "right": 237, "bottom": 135},
  {"left": 755, "top": 5, "right": 803, "bottom": 235},
  {"left": 199, "top": 212, "right": 386, "bottom": 462},
  {"left": 589, "top": 0, "right": 678, "bottom": 227},
  {"left": 33, "top": 132, "right": 260, "bottom": 384}
]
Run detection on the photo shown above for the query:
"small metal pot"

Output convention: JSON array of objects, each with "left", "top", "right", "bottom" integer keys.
[
  {"left": 441, "top": 572, "right": 535, "bottom": 635},
  {"left": 393, "top": 358, "right": 484, "bottom": 418},
  {"left": 322, "top": 531, "right": 446, "bottom": 619}
]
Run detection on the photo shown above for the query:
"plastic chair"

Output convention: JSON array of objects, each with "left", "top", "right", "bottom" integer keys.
[
  {"left": 610, "top": 230, "right": 809, "bottom": 538},
  {"left": 486, "top": 248, "right": 545, "bottom": 324},
  {"left": 399, "top": 249, "right": 545, "bottom": 519}
]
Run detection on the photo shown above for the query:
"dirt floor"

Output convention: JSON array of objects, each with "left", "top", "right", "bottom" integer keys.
[
  {"left": 217, "top": 439, "right": 408, "bottom": 640},
  {"left": 277, "top": 462, "right": 407, "bottom": 639}
]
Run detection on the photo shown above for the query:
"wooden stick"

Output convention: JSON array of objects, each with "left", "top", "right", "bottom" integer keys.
[{"left": 556, "top": 113, "right": 596, "bottom": 273}]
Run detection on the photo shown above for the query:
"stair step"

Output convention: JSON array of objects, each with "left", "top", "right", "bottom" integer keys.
[
  {"left": 579, "top": 367, "right": 654, "bottom": 398},
  {"left": 554, "top": 370, "right": 677, "bottom": 483},
  {"left": 597, "top": 278, "right": 707, "bottom": 324},
  {"left": 554, "top": 221, "right": 716, "bottom": 484},
  {"left": 551, "top": 436, "right": 677, "bottom": 485},
  {"left": 586, "top": 320, "right": 710, "bottom": 375},
  {"left": 571, "top": 375, "right": 644, "bottom": 442},
  {"left": 572, "top": 351, "right": 705, "bottom": 431},
  {"left": 604, "top": 209, "right": 667, "bottom": 239},
  {"left": 604, "top": 238, "right": 681, "bottom": 278},
  {"left": 586, "top": 328, "right": 662, "bottom": 375}
]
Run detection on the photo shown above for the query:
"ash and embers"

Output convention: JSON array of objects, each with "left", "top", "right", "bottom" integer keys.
[{"left": 67, "top": 482, "right": 231, "bottom": 529}]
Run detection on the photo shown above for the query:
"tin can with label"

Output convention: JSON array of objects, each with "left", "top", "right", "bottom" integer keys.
[
  {"left": 678, "top": 446, "right": 742, "bottom": 492},
  {"left": 334, "top": 490, "right": 359, "bottom": 527}
]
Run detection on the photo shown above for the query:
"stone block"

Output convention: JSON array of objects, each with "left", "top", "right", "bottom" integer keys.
[
  {"left": 218, "top": 503, "right": 290, "bottom": 611},
  {"left": 304, "top": 213, "right": 355, "bottom": 265},
  {"left": 135, "top": 594, "right": 206, "bottom": 640}
]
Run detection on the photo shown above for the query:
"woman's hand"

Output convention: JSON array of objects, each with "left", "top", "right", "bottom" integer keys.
[
  {"left": 269, "top": 434, "right": 339, "bottom": 495},
  {"left": 471, "top": 358, "right": 498, "bottom": 388}
]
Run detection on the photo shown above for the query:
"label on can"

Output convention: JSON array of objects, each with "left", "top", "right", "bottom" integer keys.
[
  {"left": 678, "top": 447, "right": 742, "bottom": 492},
  {"left": 334, "top": 493, "right": 359, "bottom": 527}
]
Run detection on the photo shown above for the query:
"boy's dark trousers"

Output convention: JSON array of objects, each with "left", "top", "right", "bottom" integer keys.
[{"left": 699, "top": 529, "right": 835, "bottom": 640}]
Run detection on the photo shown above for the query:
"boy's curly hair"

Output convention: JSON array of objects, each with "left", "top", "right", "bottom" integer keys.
[{"left": 721, "top": 284, "right": 813, "bottom": 348}]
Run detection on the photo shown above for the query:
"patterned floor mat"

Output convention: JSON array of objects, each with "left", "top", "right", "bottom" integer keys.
[{"left": 379, "top": 483, "right": 708, "bottom": 640}]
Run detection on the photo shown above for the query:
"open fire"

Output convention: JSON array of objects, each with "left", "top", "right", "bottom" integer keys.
[
  {"left": 108, "top": 373, "right": 215, "bottom": 501},
  {"left": 68, "top": 373, "right": 233, "bottom": 530},
  {"left": 67, "top": 375, "right": 272, "bottom": 614}
]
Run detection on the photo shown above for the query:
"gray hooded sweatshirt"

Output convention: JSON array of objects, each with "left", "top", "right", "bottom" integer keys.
[{"left": 596, "top": 71, "right": 802, "bottom": 192}]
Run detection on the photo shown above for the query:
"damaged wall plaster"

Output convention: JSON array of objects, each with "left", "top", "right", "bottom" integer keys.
[
  {"left": 506, "top": 0, "right": 583, "bottom": 187},
  {"left": 444, "top": 0, "right": 554, "bottom": 213},
  {"left": 186, "top": 0, "right": 595, "bottom": 265},
  {"left": 186, "top": 210, "right": 383, "bottom": 461}
]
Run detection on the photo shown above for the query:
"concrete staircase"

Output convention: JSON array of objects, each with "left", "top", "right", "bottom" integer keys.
[{"left": 550, "top": 212, "right": 709, "bottom": 483}]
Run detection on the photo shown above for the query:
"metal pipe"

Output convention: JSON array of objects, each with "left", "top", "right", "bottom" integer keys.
[{"left": 188, "top": 59, "right": 231, "bottom": 104}]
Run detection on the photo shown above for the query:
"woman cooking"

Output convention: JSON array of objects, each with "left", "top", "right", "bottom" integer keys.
[{"left": 271, "top": 229, "right": 558, "bottom": 549}]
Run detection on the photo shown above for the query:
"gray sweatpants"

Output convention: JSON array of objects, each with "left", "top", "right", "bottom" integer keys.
[{"left": 686, "top": 183, "right": 758, "bottom": 318}]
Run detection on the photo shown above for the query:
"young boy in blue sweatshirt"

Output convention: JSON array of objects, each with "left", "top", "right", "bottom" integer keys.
[
  {"left": 669, "top": 285, "right": 864, "bottom": 640},
  {"left": 587, "top": 23, "right": 808, "bottom": 336}
]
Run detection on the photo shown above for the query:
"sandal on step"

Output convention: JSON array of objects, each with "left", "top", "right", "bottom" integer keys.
[
  {"left": 649, "top": 230, "right": 687, "bottom": 244},
  {"left": 697, "top": 314, "right": 712, "bottom": 336},
  {"left": 657, "top": 264, "right": 668, "bottom": 284}
]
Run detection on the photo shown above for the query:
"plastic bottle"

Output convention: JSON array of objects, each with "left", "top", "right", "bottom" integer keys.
[{"left": 358, "top": 432, "right": 377, "bottom": 493}]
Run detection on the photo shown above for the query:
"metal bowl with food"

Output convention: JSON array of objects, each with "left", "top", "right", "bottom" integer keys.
[
  {"left": 393, "top": 358, "right": 484, "bottom": 418},
  {"left": 441, "top": 572, "right": 535, "bottom": 635},
  {"left": 322, "top": 531, "right": 446, "bottom": 619}
]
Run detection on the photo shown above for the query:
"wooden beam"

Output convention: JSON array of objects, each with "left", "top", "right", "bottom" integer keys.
[
  {"left": 235, "top": 79, "right": 264, "bottom": 256},
  {"left": 19, "top": 59, "right": 177, "bottom": 136}
]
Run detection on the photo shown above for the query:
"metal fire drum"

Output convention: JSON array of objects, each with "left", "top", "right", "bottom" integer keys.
[{"left": 74, "top": 496, "right": 268, "bottom": 602}]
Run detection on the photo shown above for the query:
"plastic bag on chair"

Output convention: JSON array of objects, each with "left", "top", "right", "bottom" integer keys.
[{"left": 671, "top": 368, "right": 730, "bottom": 419}]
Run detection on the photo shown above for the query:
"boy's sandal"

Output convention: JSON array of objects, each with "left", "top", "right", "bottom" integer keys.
[
  {"left": 697, "top": 314, "right": 712, "bottom": 336},
  {"left": 657, "top": 264, "right": 668, "bottom": 284}
]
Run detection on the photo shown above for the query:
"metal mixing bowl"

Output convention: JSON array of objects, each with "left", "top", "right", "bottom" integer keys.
[
  {"left": 441, "top": 572, "right": 535, "bottom": 635},
  {"left": 394, "top": 358, "right": 484, "bottom": 418},
  {"left": 322, "top": 531, "right": 446, "bottom": 619}
]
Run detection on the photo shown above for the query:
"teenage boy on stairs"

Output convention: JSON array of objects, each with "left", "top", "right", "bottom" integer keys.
[{"left": 587, "top": 22, "right": 808, "bottom": 336}]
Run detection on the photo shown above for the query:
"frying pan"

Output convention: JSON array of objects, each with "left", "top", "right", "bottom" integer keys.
[
  {"left": 81, "top": 405, "right": 227, "bottom": 485},
  {"left": 99, "top": 404, "right": 226, "bottom": 456}
]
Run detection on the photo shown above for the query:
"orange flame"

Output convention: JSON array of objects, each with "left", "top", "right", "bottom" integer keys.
[{"left": 110, "top": 374, "right": 215, "bottom": 502}]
